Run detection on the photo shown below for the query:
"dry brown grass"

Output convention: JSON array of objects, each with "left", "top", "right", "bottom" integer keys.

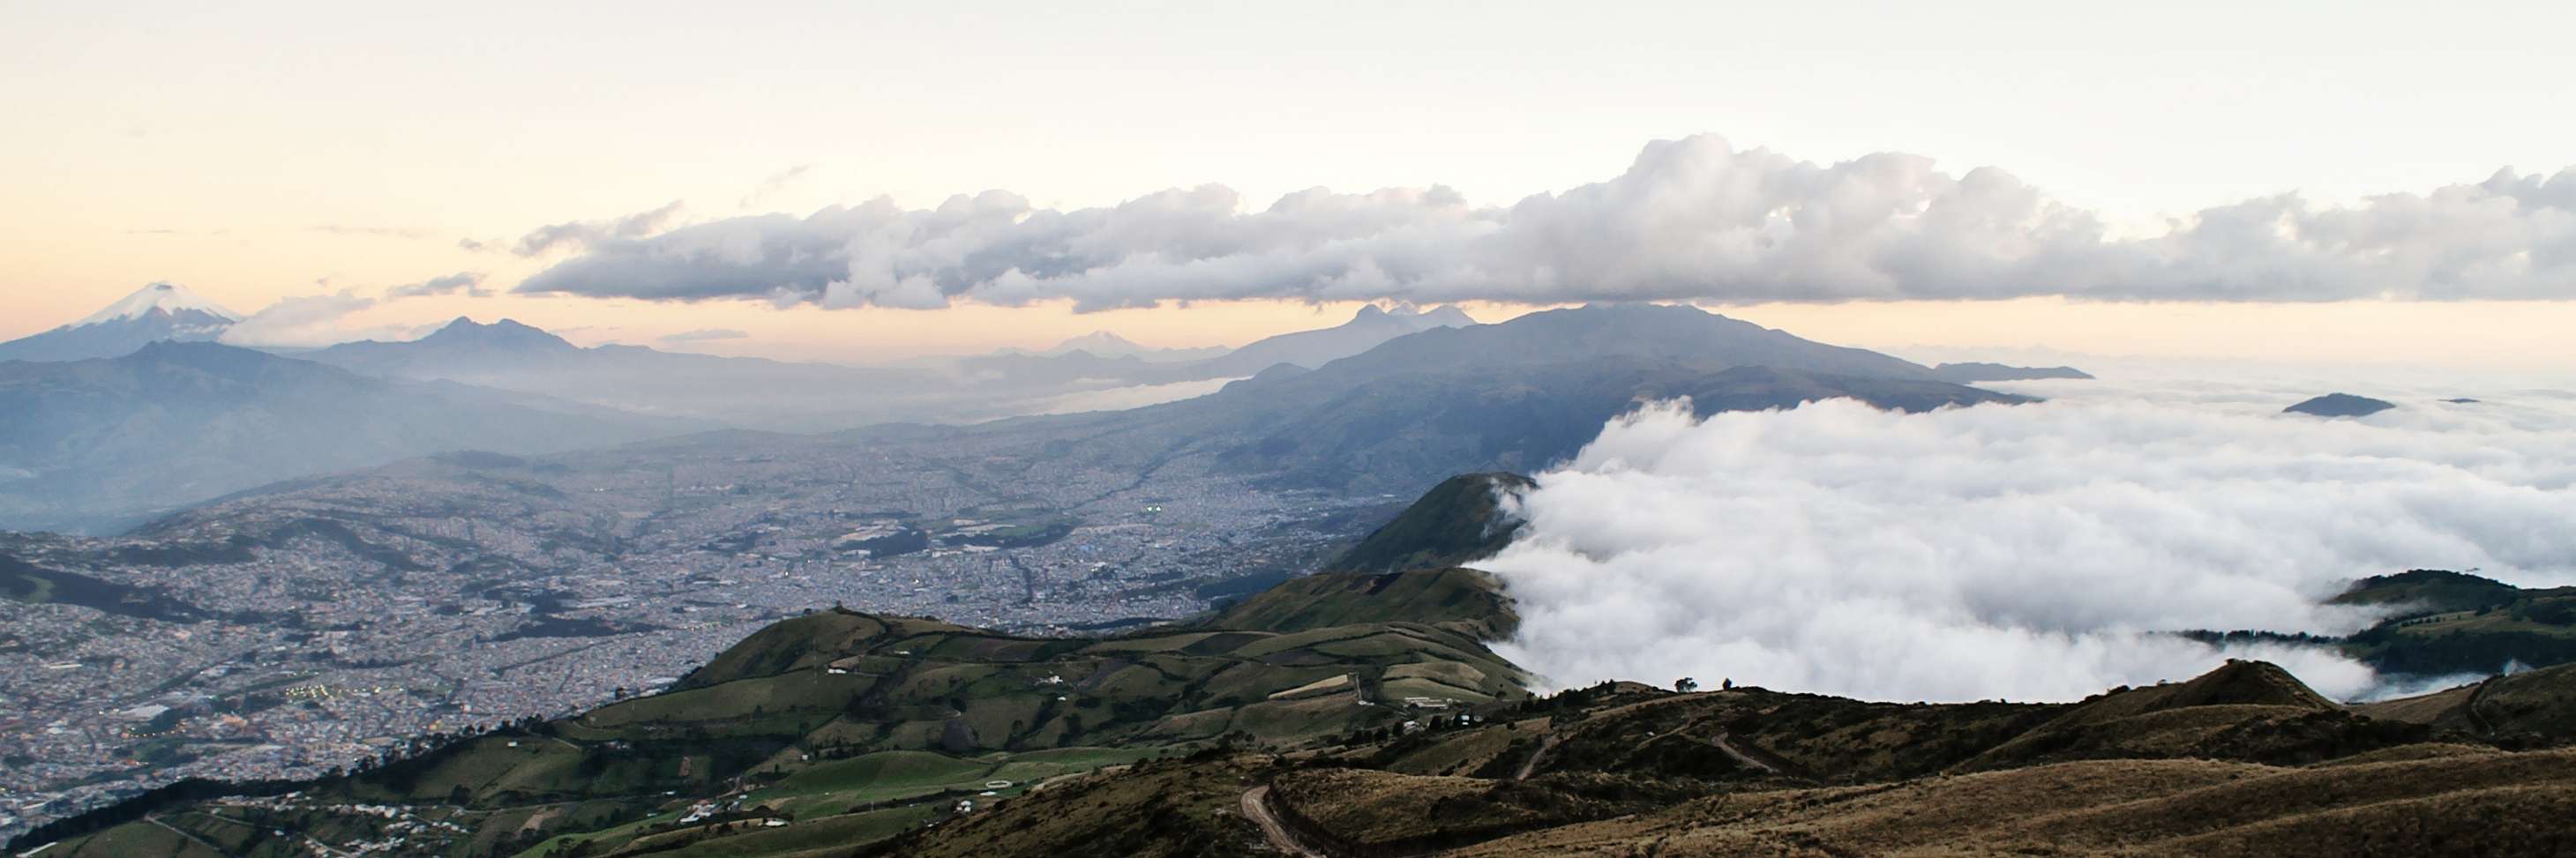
[
  {"left": 2351, "top": 682, "right": 2478, "bottom": 725},
  {"left": 1377, "top": 717, "right": 1544, "bottom": 777},
  {"left": 859, "top": 757, "right": 1269, "bottom": 858},
  {"left": 1274, "top": 769, "right": 1546, "bottom": 845},
  {"left": 1442, "top": 748, "right": 2576, "bottom": 857}
]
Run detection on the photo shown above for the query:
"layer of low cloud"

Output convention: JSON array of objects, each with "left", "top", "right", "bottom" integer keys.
[
  {"left": 1483, "top": 387, "right": 2576, "bottom": 704},
  {"left": 513, "top": 134, "right": 2576, "bottom": 310},
  {"left": 513, "top": 200, "right": 685, "bottom": 257},
  {"left": 309, "top": 224, "right": 439, "bottom": 240},
  {"left": 655, "top": 327, "right": 748, "bottom": 345},
  {"left": 218, "top": 290, "right": 387, "bottom": 347},
  {"left": 226, "top": 270, "right": 493, "bottom": 346},
  {"left": 386, "top": 271, "right": 488, "bottom": 298}
]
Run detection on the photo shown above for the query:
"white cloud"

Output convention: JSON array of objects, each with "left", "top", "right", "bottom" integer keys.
[
  {"left": 1483, "top": 386, "right": 2576, "bottom": 704},
  {"left": 655, "top": 328, "right": 748, "bottom": 346},
  {"left": 513, "top": 134, "right": 2576, "bottom": 310},
  {"left": 513, "top": 200, "right": 686, "bottom": 257},
  {"left": 386, "top": 271, "right": 488, "bottom": 298},
  {"left": 739, "top": 164, "right": 814, "bottom": 209},
  {"left": 216, "top": 290, "right": 391, "bottom": 347}
]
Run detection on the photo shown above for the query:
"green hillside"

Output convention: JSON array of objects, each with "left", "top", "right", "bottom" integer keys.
[
  {"left": 1323, "top": 472, "right": 1532, "bottom": 575},
  {"left": 2184, "top": 570, "right": 2576, "bottom": 678},
  {"left": 1205, "top": 567, "right": 1518, "bottom": 639},
  {"left": 25, "top": 571, "right": 1531, "bottom": 857},
  {"left": 2335, "top": 571, "right": 2576, "bottom": 675}
]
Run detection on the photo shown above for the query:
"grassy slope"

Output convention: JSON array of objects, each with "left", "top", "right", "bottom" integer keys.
[
  {"left": 40, "top": 571, "right": 1531, "bottom": 858},
  {"left": 1322, "top": 472, "right": 1532, "bottom": 575},
  {"left": 2326, "top": 571, "right": 2576, "bottom": 675},
  {"left": 1206, "top": 567, "right": 1520, "bottom": 640},
  {"left": 895, "top": 655, "right": 2576, "bottom": 858}
]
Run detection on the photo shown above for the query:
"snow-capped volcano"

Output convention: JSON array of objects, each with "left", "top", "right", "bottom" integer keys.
[
  {"left": 72, "top": 282, "right": 240, "bottom": 327},
  {"left": 0, "top": 282, "right": 243, "bottom": 362}
]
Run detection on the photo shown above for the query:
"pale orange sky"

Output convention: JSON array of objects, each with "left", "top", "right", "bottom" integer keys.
[{"left": 4, "top": 2, "right": 2572, "bottom": 374}]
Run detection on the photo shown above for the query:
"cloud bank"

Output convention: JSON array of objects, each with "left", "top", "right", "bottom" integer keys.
[
  {"left": 513, "top": 200, "right": 685, "bottom": 257},
  {"left": 386, "top": 271, "right": 488, "bottom": 298},
  {"left": 224, "top": 270, "right": 490, "bottom": 346},
  {"left": 513, "top": 134, "right": 2576, "bottom": 310},
  {"left": 218, "top": 290, "right": 386, "bottom": 347},
  {"left": 655, "top": 327, "right": 748, "bottom": 345},
  {"left": 1483, "top": 391, "right": 2576, "bottom": 704}
]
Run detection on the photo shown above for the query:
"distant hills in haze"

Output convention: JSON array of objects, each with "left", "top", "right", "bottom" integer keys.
[
  {"left": 1187, "top": 303, "right": 1475, "bottom": 377},
  {"left": 2, "top": 292, "right": 2035, "bottom": 531},
  {"left": 298, "top": 304, "right": 1481, "bottom": 430},
  {"left": 995, "top": 330, "right": 1231, "bottom": 362},
  {"left": 0, "top": 341, "right": 703, "bottom": 533},
  {"left": 1928, "top": 362, "right": 2094, "bottom": 383},
  {"left": 0, "top": 289, "right": 1491, "bottom": 529}
]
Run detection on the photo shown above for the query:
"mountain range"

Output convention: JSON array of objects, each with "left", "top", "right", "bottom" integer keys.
[
  {"left": 2, "top": 296, "right": 2032, "bottom": 532},
  {"left": 0, "top": 341, "right": 702, "bottom": 533},
  {"left": 301, "top": 304, "right": 1482, "bottom": 430}
]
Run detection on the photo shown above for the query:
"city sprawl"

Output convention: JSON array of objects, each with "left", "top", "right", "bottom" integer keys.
[{"left": 0, "top": 426, "right": 1387, "bottom": 840}]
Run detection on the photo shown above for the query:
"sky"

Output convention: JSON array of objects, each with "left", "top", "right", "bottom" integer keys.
[{"left": 3, "top": 1, "right": 2572, "bottom": 369}]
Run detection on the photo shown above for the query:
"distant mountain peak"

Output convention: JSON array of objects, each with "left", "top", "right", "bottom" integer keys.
[
  {"left": 1044, "top": 331, "right": 1145, "bottom": 355},
  {"left": 1417, "top": 305, "right": 1479, "bottom": 326},
  {"left": 2285, "top": 392, "right": 2394, "bottom": 417},
  {"left": 1929, "top": 362, "right": 2094, "bottom": 383},
  {"left": 1359, "top": 304, "right": 1481, "bottom": 328},
  {"left": 72, "top": 282, "right": 240, "bottom": 327},
  {"left": 420, "top": 317, "right": 577, "bottom": 351}
]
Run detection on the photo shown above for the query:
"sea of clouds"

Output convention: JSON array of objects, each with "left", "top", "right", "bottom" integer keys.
[{"left": 1482, "top": 376, "right": 2576, "bottom": 703}]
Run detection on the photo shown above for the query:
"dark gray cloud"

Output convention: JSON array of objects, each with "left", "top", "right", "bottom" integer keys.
[
  {"left": 386, "top": 271, "right": 489, "bottom": 298},
  {"left": 513, "top": 135, "right": 2576, "bottom": 310},
  {"left": 513, "top": 200, "right": 685, "bottom": 257}
]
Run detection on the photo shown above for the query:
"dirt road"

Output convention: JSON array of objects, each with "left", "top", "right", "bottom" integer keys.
[{"left": 1242, "top": 786, "right": 1328, "bottom": 857}]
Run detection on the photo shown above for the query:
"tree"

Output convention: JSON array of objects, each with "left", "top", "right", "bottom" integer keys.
[{"left": 1674, "top": 677, "right": 1698, "bottom": 693}]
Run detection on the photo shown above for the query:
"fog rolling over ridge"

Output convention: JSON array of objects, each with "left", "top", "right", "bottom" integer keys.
[{"left": 1485, "top": 388, "right": 2576, "bottom": 703}]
